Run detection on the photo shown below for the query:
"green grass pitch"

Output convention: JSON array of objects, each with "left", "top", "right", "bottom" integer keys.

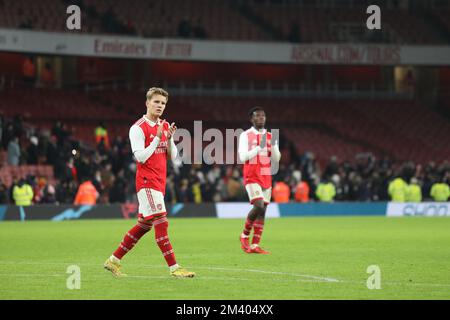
[{"left": 0, "top": 216, "right": 449, "bottom": 300}]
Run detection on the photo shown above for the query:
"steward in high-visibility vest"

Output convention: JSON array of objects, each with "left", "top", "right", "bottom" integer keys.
[
  {"left": 315, "top": 181, "right": 336, "bottom": 202},
  {"left": 13, "top": 180, "right": 34, "bottom": 206},
  {"left": 95, "top": 123, "right": 110, "bottom": 149},
  {"left": 430, "top": 182, "right": 450, "bottom": 202},
  {"left": 406, "top": 178, "right": 422, "bottom": 202},
  {"left": 273, "top": 181, "right": 290, "bottom": 203},
  {"left": 74, "top": 179, "right": 99, "bottom": 205},
  {"left": 295, "top": 181, "right": 310, "bottom": 202},
  {"left": 388, "top": 177, "right": 408, "bottom": 202}
]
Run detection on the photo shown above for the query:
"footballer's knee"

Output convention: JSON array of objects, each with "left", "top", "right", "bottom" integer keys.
[
  {"left": 257, "top": 203, "right": 268, "bottom": 219},
  {"left": 138, "top": 217, "right": 153, "bottom": 226},
  {"left": 253, "top": 200, "right": 265, "bottom": 215}
]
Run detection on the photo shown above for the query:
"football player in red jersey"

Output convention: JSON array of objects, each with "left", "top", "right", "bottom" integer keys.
[
  {"left": 104, "top": 87, "right": 195, "bottom": 278},
  {"left": 238, "top": 107, "right": 281, "bottom": 254}
]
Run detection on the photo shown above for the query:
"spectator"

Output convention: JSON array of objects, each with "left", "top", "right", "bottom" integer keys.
[
  {"left": 40, "top": 62, "right": 55, "bottom": 87},
  {"left": 193, "top": 19, "right": 207, "bottom": 39},
  {"left": 124, "top": 19, "right": 137, "bottom": 35},
  {"left": 101, "top": 6, "right": 116, "bottom": 33},
  {"left": 178, "top": 178, "right": 193, "bottom": 203},
  {"left": 56, "top": 180, "right": 77, "bottom": 204},
  {"left": 12, "top": 178, "right": 34, "bottom": 206},
  {"left": 226, "top": 169, "right": 244, "bottom": 201},
  {"left": 22, "top": 56, "right": 36, "bottom": 86},
  {"left": 100, "top": 162, "right": 114, "bottom": 191},
  {"left": 76, "top": 155, "right": 94, "bottom": 183},
  {"left": 7, "top": 136, "right": 21, "bottom": 166},
  {"left": 42, "top": 182, "right": 57, "bottom": 204},
  {"left": 324, "top": 156, "right": 339, "bottom": 179},
  {"left": 33, "top": 176, "right": 47, "bottom": 203},
  {"left": 191, "top": 178, "right": 202, "bottom": 204},
  {"left": 201, "top": 180, "right": 214, "bottom": 202},
  {"left": 0, "top": 180, "right": 8, "bottom": 204},
  {"left": 52, "top": 121, "right": 70, "bottom": 148},
  {"left": 288, "top": 22, "right": 301, "bottom": 43},
  {"left": 12, "top": 115, "right": 24, "bottom": 139},
  {"left": 26, "top": 136, "right": 39, "bottom": 165},
  {"left": 18, "top": 18, "right": 33, "bottom": 30},
  {"left": 48, "top": 139, "right": 63, "bottom": 176},
  {"left": 403, "top": 69, "right": 416, "bottom": 95},
  {"left": 109, "top": 172, "right": 127, "bottom": 203},
  {"left": 2, "top": 122, "right": 14, "bottom": 150},
  {"left": 8, "top": 176, "right": 19, "bottom": 203},
  {"left": 165, "top": 175, "right": 177, "bottom": 205},
  {"left": 178, "top": 18, "right": 191, "bottom": 38},
  {"left": 62, "top": 157, "right": 78, "bottom": 182}
]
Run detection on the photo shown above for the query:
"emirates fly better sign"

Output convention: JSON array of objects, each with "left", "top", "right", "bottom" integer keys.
[{"left": 1, "top": 28, "right": 450, "bottom": 65}]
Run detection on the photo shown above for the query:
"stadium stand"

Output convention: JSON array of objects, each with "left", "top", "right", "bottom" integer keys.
[
  {"left": 248, "top": 4, "right": 447, "bottom": 43},
  {"left": 0, "top": 0, "right": 449, "bottom": 43},
  {"left": 0, "top": 0, "right": 270, "bottom": 40}
]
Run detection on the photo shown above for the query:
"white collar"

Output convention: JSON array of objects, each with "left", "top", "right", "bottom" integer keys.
[
  {"left": 251, "top": 126, "right": 266, "bottom": 134},
  {"left": 143, "top": 115, "right": 159, "bottom": 127}
]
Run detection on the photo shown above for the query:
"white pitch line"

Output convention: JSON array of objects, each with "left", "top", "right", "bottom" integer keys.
[
  {"left": 0, "top": 260, "right": 339, "bottom": 283},
  {"left": 0, "top": 272, "right": 331, "bottom": 284},
  {"left": 2, "top": 260, "right": 450, "bottom": 288},
  {"left": 0, "top": 273, "right": 64, "bottom": 277},
  {"left": 189, "top": 266, "right": 340, "bottom": 283}
]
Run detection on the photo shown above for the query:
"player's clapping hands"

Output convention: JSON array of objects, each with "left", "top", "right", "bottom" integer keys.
[
  {"left": 156, "top": 119, "right": 165, "bottom": 138},
  {"left": 259, "top": 132, "right": 267, "bottom": 149},
  {"left": 156, "top": 120, "right": 177, "bottom": 139},
  {"left": 167, "top": 122, "right": 177, "bottom": 140}
]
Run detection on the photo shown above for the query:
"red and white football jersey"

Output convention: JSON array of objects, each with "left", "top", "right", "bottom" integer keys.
[
  {"left": 238, "top": 127, "right": 273, "bottom": 189},
  {"left": 129, "top": 116, "right": 170, "bottom": 194}
]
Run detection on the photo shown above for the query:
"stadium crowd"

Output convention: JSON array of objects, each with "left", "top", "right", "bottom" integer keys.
[{"left": 1, "top": 116, "right": 449, "bottom": 205}]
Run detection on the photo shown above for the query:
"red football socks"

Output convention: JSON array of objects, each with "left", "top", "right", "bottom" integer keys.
[
  {"left": 252, "top": 219, "right": 265, "bottom": 246},
  {"left": 153, "top": 216, "right": 177, "bottom": 267},
  {"left": 113, "top": 221, "right": 152, "bottom": 260},
  {"left": 242, "top": 218, "right": 255, "bottom": 236}
]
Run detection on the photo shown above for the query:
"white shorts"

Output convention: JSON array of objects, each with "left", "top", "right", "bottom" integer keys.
[
  {"left": 137, "top": 188, "right": 167, "bottom": 221},
  {"left": 245, "top": 183, "right": 272, "bottom": 205}
]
